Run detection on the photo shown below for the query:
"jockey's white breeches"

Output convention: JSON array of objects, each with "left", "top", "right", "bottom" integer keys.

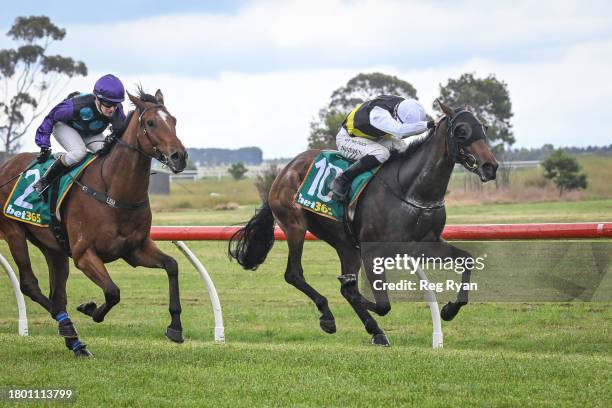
[
  {"left": 335, "top": 127, "right": 406, "bottom": 162},
  {"left": 52, "top": 122, "right": 105, "bottom": 166}
]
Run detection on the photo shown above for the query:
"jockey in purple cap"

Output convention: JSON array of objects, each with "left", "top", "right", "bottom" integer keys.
[{"left": 32, "top": 74, "right": 127, "bottom": 196}]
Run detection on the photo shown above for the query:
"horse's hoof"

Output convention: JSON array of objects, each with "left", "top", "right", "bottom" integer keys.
[
  {"left": 371, "top": 333, "right": 390, "bottom": 347},
  {"left": 441, "top": 301, "right": 461, "bottom": 321},
  {"left": 319, "top": 319, "right": 336, "bottom": 334},
  {"left": 77, "top": 302, "right": 97, "bottom": 317},
  {"left": 165, "top": 327, "right": 184, "bottom": 343}
]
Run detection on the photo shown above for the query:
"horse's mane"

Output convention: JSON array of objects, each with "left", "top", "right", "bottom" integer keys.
[
  {"left": 135, "top": 85, "right": 158, "bottom": 104},
  {"left": 115, "top": 87, "right": 157, "bottom": 138},
  {"left": 397, "top": 127, "right": 436, "bottom": 158}
]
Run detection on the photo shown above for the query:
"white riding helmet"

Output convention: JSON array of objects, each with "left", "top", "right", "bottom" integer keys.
[{"left": 397, "top": 99, "right": 426, "bottom": 123}]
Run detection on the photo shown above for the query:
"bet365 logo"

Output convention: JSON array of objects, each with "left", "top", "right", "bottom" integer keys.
[{"left": 5, "top": 204, "right": 43, "bottom": 224}]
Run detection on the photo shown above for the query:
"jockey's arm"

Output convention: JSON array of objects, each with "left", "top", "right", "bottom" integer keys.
[
  {"left": 110, "top": 103, "right": 127, "bottom": 135},
  {"left": 369, "top": 106, "right": 428, "bottom": 139},
  {"left": 115, "top": 103, "right": 126, "bottom": 123},
  {"left": 34, "top": 100, "right": 74, "bottom": 149}
]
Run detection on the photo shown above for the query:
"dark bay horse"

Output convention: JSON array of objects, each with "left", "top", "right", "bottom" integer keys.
[
  {"left": 229, "top": 100, "right": 498, "bottom": 346},
  {"left": 0, "top": 89, "right": 187, "bottom": 356}
]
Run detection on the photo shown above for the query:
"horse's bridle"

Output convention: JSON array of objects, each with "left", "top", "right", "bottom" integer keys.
[
  {"left": 373, "top": 109, "right": 488, "bottom": 211},
  {"left": 443, "top": 109, "right": 487, "bottom": 173},
  {"left": 71, "top": 103, "right": 178, "bottom": 212},
  {"left": 114, "top": 104, "right": 172, "bottom": 167}
]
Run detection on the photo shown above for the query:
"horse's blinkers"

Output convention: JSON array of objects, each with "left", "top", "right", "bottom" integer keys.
[{"left": 445, "top": 109, "right": 487, "bottom": 172}]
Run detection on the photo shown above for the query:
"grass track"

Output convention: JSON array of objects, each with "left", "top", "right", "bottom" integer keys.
[{"left": 0, "top": 202, "right": 611, "bottom": 406}]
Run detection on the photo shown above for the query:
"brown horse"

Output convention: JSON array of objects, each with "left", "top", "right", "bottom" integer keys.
[
  {"left": 0, "top": 89, "right": 187, "bottom": 356},
  {"left": 229, "top": 100, "right": 498, "bottom": 346}
]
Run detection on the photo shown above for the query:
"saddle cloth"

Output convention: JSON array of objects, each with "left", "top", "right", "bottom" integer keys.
[
  {"left": 3, "top": 154, "right": 97, "bottom": 227},
  {"left": 294, "top": 151, "right": 379, "bottom": 222}
]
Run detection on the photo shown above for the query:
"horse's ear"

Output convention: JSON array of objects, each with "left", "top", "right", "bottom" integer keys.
[
  {"left": 436, "top": 98, "right": 453, "bottom": 117},
  {"left": 155, "top": 89, "right": 165, "bottom": 105},
  {"left": 128, "top": 92, "right": 146, "bottom": 111}
]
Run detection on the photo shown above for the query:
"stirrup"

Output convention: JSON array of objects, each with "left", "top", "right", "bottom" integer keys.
[
  {"left": 332, "top": 191, "right": 350, "bottom": 204},
  {"left": 330, "top": 178, "right": 350, "bottom": 203},
  {"left": 33, "top": 179, "right": 51, "bottom": 197}
]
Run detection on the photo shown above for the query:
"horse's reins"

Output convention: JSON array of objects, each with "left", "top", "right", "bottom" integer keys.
[
  {"left": 372, "top": 126, "right": 445, "bottom": 211},
  {"left": 373, "top": 109, "right": 486, "bottom": 210},
  {"left": 0, "top": 160, "right": 40, "bottom": 190},
  {"left": 72, "top": 103, "right": 170, "bottom": 210}
]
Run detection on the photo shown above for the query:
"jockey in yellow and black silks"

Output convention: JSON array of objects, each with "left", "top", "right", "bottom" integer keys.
[{"left": 330, "top": 95, "right": 435, "bottom": 203}]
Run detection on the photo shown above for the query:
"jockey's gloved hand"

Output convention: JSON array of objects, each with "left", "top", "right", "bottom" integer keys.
[
  {"left": 110, "top": 119, "right": 126, "bottom": 137},
  {"left": 37, "top": 147, "right": 51, "bottom": 163},
  {"left": 427, "top": 120, "right": 436, "bottom": 129},
  {"left": 97, "top": 134, "right": 116, "bottom": 156}
]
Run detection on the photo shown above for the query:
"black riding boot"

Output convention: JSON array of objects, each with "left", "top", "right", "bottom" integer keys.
[
  {"left": 330, "top": 155, "right": 382, "bottom": 203},
  {"left": 33, "top": 158, "right": 71, "bottom": 198}
]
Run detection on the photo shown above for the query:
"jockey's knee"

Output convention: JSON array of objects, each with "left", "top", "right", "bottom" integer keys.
[
  {"left": 63, "top": 149, "right": 87, "bottom": 166},
  {"left": 370, "top": 148, "right": 390, "bottom": 163},
  {"left": 87, "top": 139, "right": 105, "bottom": 153}
]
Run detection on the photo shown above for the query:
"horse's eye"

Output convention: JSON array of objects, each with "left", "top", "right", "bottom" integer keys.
[
  {"left": 455, "top": 123, "right": 472, "bottom": 139},
  {"left": 147, "top": 120, "right": 155, "bottom": 127}
]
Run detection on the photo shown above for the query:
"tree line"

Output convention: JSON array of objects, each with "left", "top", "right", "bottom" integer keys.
[
  {"left": 502, "top": 144, "right": 612, "bottom": 161},
  {"left": 0, "top": 16, "right": 86, "bottom": 154}
]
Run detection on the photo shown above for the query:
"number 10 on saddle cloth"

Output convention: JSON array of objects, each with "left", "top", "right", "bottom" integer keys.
[{"left": 294, "top": 151, "right": 378, "bottom": 222}]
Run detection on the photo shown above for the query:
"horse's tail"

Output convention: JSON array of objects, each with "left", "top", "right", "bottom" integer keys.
[{"left": 228, "top": 202, "right": 276, "bottom": 270}]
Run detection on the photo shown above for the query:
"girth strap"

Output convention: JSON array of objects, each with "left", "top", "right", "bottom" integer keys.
[{"left": 72, "top": 178, "right": 148, "bottom": 210}]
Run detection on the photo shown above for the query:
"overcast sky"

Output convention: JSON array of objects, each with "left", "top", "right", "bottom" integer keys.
[{"left": 2, "top": 0, "right": 611, "bottom": 158}]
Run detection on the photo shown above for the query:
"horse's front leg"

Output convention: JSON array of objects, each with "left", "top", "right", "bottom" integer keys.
[
  {"left": 73, "top": 248, "right": 121, "bottom": 323},
  {"left": 124, "top": 239, "right": 183, "bottom": 343},
  {"left": 434, "top": 241, "right": 472, "bottom": 321}
]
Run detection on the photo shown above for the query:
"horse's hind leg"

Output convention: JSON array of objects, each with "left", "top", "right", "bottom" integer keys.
[
  {"left": 1, "top": 226, "right": 51, "bottom": 312},
  {"left": 73, "top": 248, "right": 121, "bottom": 323},
  {"left": 282, "top": 224, "right": 336, "bottom": 334},
  {"left": 42, "top": 247, "right": 92, "bottom": 357},
  {"left": 123, "top": 239, "right": 183, "bottom": 343},
  {"left": 357, "top": 255, "right": 392, "bottom": 317},
  {"left": 337, "top": 247, "right": 389, "bottom": 346}
]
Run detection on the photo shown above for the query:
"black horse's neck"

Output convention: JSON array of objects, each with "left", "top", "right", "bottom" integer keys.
[{"left": 395, "top": 121, "right": 454, "bottom": 207}]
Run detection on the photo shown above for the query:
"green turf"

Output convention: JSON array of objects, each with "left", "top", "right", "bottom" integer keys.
[
  {"left": 0, "top": 203, "right": 610, "bottom": 407},
  {"left": 446, "top": 198, "right": 612, "bottom": 223},
  {"left": 151, "top": 199, "right": 612, "bottom": 226}
]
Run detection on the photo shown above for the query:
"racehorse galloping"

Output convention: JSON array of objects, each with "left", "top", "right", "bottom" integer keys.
[
  {"left": 0, "top": 89, "right": 187, "bottom": 356},
  {"left": 229, "top": 100, "right": 498, "bottom": 346}
]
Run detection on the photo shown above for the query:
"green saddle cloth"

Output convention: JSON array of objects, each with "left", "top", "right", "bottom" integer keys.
[
  {"left": 3, "top": 154, "right": 97, "bottom": 227},
  {"left": 295, "top": 151, "right": 378, "bottom": 222}
]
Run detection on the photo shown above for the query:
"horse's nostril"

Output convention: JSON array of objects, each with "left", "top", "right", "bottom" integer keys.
[
  {"left": 482, "top": 163, "right": 496, "bottom": 174},
  {"left": 170, "top": 151, "right": 182, "bottom": 162}
]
